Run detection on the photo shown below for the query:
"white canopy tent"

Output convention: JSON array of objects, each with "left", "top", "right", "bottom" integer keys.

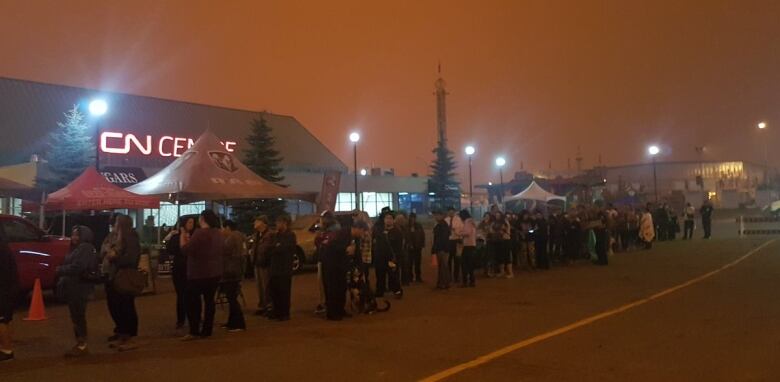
[
  {"left": 127, "top": 130, "right": 309, "bottom": 202},
  {"left": 504, "top": 181, "right": 566, "bottom": 203}
]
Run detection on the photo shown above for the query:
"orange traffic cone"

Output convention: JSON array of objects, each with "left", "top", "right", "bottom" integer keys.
[{"left": 24, "top": 278, "right": 48, "bottom": 321}]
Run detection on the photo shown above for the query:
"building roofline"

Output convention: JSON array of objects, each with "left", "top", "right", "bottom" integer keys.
[{"left": 0, "top": 75, "right": 297, "bottom": 119}]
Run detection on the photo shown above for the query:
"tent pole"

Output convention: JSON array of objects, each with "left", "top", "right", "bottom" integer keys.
[
  {"left": 61, "top": 209, "right": 66, "bottom": 237},
  {"left": 156, "top": 207, "right": 161, "bottom": 244}
]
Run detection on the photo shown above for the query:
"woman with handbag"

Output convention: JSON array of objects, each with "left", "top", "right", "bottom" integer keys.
[
  {"left": 56, "top": 226, "right": 98, "bottom": 357},
  {"left": 101, "top": 214, "right": 142, "bottom": 351}
]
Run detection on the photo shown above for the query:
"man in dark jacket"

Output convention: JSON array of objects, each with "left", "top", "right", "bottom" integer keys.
[
  {"left": 267, "top": 215, "right": 297, "bottom": 321},
  {"left": 0, "top": 233, "right": 17, "bottom": 361},
  {"left": 432, "top": 212, "right": 451, "bottom": 289},
  {"left": 407, "top": 213, "right": 426, "bottom": 283},
  {"left": 700, "top": 199, "right": 714, "bottom": 239},
  {"left": 321, "top": 220, "right": 369, "bottom": 321},
  {"left": 373, "top": 213, "right": 404, "bottom": 298},
  {"left": 221, "top": 220, "right": 246, "bottom": 331},
  {"left": 533, "top": 211, "right": 550, "bottom": 269}
]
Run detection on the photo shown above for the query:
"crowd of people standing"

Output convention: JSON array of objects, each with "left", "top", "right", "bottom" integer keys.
[{"left": 0, "top": 198, "right": 716, "bottom": 361}]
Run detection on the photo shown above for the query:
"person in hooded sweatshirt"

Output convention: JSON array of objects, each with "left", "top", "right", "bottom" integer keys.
[{"left": 57, "top": 225, "right": 98, "bottom": 357}]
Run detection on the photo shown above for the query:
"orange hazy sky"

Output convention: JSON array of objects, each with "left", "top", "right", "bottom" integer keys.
[{"left": 1, "top": 0, "right": 779, "bottom": 184}]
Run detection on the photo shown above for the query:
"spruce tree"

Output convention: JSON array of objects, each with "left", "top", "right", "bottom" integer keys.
[
  {"left": 428, "top": 138, "right": 461, "bottom": 211},
  {"left": 234, "top": 114, "right": 287, "bottom": 230},
  {"left": 37, "top": 105, "right": 95, "bottom": 192}
]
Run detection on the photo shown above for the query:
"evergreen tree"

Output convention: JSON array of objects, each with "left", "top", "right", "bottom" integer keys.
[
  {"left": 37, "top": 105, "right": 95, "bottom": 192},
  {"left": 233, "top": 114, "right": 287, "bottom": 230},
  {"left": 428, "top": 138, "right": 460, "bottom": 211}
]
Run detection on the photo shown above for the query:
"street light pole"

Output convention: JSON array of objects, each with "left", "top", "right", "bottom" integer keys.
[
  {"left": 465, "top": 145, "right": 475, "bottom": 214},
  {"left": 88, "top": 99, "right": 108, "bottom": 171},
  {"left": 495, "top": 156, "right": 506, "bottom": 206},
  {"left": 652, "top": 156, "right": 658, "bottom": 203},
  {"left": 758, "top": 122, "right": 769, "bottom": 184},
  {"left": 349, "top": 132, "right": 361, "bottom": 211},
  {"left": 648, "top": 145, "right": 660, "bottom": 203}
]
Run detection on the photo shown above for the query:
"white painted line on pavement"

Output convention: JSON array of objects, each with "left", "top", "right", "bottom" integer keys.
[{"left": 420, "top": 239, "right": 777, "bottom": 382}]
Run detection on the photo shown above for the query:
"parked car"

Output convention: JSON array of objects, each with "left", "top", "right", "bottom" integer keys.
[
  {"left": 290, "top": 211, "right": 363, "bottom": 272},
  {"left": 1, "top": 215, "right": 71, "bottom": 292}
]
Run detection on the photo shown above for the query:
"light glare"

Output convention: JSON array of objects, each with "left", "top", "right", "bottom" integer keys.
[
  {"left": 89, "top": 99, "right": 108, "bottom": 116},
  {"left": 349, "top": 132, "right": 360, "bottom": 143}
]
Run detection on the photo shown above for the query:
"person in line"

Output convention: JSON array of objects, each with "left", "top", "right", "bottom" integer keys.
[
  {"left": 395, "top": 213, "right": 412, "bottom": 286},
  {"left": 700, "top": 199, "right": 714, "bottom": 239},
  {"left": 480, "top": 212, "right": 496, "bottom": 276},
  {"left": 0, "top": 232, "right": 17, "bottom": 362},
  {"left": 248, "top": 215, "right": 273, "bottom": 316},
  {"left": 407, "top": 213, "right": 425, "bottom": 283},
  {"left": 267, "top": 215, "right": 297, "bottom": 321},
  {"left": 181, "top": 210, "right": 224, "bottom": 341},
  {"left": 639, "top": 206, "right": 656, "bottom": 249},
  {"left": 322, "top": 220, "right": 370, "bottom": 321},
  {"left": 314, "top": 211, "right": 341, "bottom": 315},
  {"left": 533, "top": 211, "right": 551, "bottom": 269},
  {"left": 458, "top": 210, "right": 477, "bottom": 288},
  {"left": 101, "top": 215, "right": 141, "bottom": 351},
  {"left": 221, "top": 220, "right": 246, "bottom": 331},
  {"left": 164, "top": 216, "right": 196, "bottom": 329},
  {"left": 493, "top": 211, "right": 514, "bottom": 278},
  {"left": 445, "top": 207, "right": 464, "bottom": 284},
  {"left": 432, "top": 211, "right": 451, "bottom": 290},
  {"left": 373, "top": 212, "right": 404, "bottom": 298},
  {"left": 562, "top": 213, "right": 581, "bottom": 263},
  {"left": 57, "top": 226, "right": 98, "bottom": 357},
  {"left": 594, "top": 213, "right": 610, "bottom": 266},
  {"left": 683, "top": 202, "right": 696, "bottom": 240}
]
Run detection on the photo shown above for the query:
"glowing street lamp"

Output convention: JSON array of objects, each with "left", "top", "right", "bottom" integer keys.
[
  {"left": 349, "top": 132, "right": 361, "bottom": 210},
  {"left": 496, "top": 156, "right": 506, "bottom": 204},
  {"left": 757, "top": 122, "right": 769, "bottom": 184},
  {"left": 89, "top": 99, "right": 108, "bottom": 170},
  {"left": 465, "top": 145, "right": 476, "bottom": 212},
  {"left": 360, "top": 168, "right": 367, "bottom": 176},
  {"left": 648, "top": 145, "right": 660, "bottom": 202}
]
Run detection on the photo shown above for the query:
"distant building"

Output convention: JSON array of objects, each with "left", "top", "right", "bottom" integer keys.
[{"left": 599, "top": 160, "right": 775, "bottom": 208}]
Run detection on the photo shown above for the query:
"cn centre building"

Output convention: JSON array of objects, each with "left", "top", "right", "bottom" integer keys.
[{"left": 0, "top": 77, "right": 429, "bottom": 224}]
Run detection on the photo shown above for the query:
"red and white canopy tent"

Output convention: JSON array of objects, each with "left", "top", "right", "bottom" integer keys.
[{"left": 45, "top": 167, "right": 159, "bottom": 235}]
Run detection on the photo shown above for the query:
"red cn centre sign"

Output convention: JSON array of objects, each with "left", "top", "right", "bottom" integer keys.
[{"left": 100, "top": 132, "right": 237, "bottom": 157}]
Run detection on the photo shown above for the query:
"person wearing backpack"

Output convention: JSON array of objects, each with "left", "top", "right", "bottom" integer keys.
[
  {"left": 221, "top": 220, "right": 246, "bottom": 331},
  {"left": 101, "top": 214, "right": 142, "bottom": 351},
  {"left": 57, "top": 225, "right": 99, "bottom": 358}
]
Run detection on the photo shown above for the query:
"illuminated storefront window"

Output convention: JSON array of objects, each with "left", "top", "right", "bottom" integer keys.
[{"left": 335, "top": 192, "right": 394, "bottom": 217}]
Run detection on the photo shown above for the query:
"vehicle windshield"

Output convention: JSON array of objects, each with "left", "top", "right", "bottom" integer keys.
[{"left": 290, "top": 216, "right": 318, "bottom": 230}]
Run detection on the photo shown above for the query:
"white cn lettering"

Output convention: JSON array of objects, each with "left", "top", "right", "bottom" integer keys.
[
  {"left": 100, "top": 132, "right": 127, "bottom": 154},
  {"left": 159, "top": 136, "right": 174, "bottom": 157}
]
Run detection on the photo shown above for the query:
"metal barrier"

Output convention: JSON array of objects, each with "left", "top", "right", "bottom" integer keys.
[{"left": 737, "top": 216, "right": 780, "bottom": 237}]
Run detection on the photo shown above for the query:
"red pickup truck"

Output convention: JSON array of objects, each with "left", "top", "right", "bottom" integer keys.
[{"left": 1, "top": 215, "right": 71, "bottom": 291}]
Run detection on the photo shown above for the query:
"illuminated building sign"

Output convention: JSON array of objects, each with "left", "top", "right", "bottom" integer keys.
[{"left": 99, "top": 132, "right": 237, "bottom": 157}]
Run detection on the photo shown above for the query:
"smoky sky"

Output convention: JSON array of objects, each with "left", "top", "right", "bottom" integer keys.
[{"left": 1, "top": 0, "right": 778, "bottom": 184}]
